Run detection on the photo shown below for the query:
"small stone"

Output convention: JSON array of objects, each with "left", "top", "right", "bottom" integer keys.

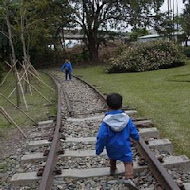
[
  {"left": 147, "top": 176, "right": 153, "bottom": 183},
  {"left": 108, "top": 180, "right": 117, "bottom": 184},
  {"left": 10, "top": 156, "right": 17, "bottom": 160},
  {"left": 140, "top": 171, "right": 147, "bottom": 176},
  {"left": 176, "top": 179, "right": 183, "bottom": 184},
  {"left": 57, "top": 185, "right": 64, "bottom": 190},
  {"left": 168, "top": 169, "right": 172, "bottom": 175}
]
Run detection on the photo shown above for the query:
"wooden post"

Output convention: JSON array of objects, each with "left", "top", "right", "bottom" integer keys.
[
  {"left": 0, "top": 106, "right": 27, "bottom": 138},
  {"left": 13, "top": 60, "right": 21, "bottom": 107},
  {"left": 0, "top": 68, "right": 12, "bottom": 87},
  {"left": 15, "top": 69, "right": 29, "bottom": 111},
  {"left": 0, "top": 93, "right": 37, "bottom": 125},
  {"left": 22, "top": 77, "right": 51, "bottom": 103}
]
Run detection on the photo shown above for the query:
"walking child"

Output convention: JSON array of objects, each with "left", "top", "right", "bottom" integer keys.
[
  {"left": 61, "top": 59, "right": 72, "bottom": 80},
  {"left": 96, "top": 93, "right": 139, "bottom": 190}
]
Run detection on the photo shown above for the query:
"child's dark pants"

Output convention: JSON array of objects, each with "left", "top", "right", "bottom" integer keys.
[
  {"left": 65, "top": 70, "right": 71, "bottom": 80},
  {"left": 110, "top": 159, "right": 134, "bottom": 179}
]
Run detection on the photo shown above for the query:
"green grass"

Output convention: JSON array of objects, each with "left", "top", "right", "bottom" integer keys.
[
  {"left": 74, "top": 61, "right": 190, "bottom": 158},
  {"left": 0, "top": 72, "right": 56, "bottom": 134}
]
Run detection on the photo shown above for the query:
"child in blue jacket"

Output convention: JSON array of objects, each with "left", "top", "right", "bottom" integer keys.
[
  {"left": 96, "top": 93, "right": 139, "bottom": 190},
  {"left": 61, "top": 59, "right": 72, "bottom": 80}
]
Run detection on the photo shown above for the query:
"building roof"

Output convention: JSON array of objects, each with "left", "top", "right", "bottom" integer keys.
[
  {"left": 139, "top": 31, "right": 184, "bottom": 40},
  {"left": 138, "top": 34, "right": 160, "bottom": 39}
]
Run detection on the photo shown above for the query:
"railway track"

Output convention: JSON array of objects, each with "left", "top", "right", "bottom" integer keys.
[{"left": 6, "top": 70, "right": 190, "bottom": 190}]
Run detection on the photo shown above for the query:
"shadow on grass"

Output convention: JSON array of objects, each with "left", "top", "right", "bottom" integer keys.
[{"left": 166, "top": 73, "right": 190, "bottom": 83}]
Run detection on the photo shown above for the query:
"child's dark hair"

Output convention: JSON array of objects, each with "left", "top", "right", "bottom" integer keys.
[{"left": 107, "top": 93, "right": 122, "bottom": 110}]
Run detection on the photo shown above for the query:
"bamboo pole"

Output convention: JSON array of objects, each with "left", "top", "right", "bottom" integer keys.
[
  {"left": 18, "top": 62, "right": 55, "bottom": 92},
  {"left": 13, "top": 61, "right": 21, "bottom": 107},
  {"left": 5, "top": 60, "right": 12, "bottom": 68},
  {"left": 0, "top": 106, "right": 27, "bottom": 138},
  {"left": 22, "top": 77, "right": 51, "bottom": 103},
  {"left": 8, "top": 62, "right": 31, "bottom": 98},
  {"left": 24, "top": 64, "right": 32, "bottom": 95},
  {"left": 0, "top": 107, "right": 12, "bottom": 124},
  {"left": 7, "top": 67, "right": 29, "bottom": 111},
  {"left": 16, "top": 70, "right": 29, "bottom": 111},
  {"left": 4, "top": 80, "right": 15, "bottom": 93},
  {"left": 8, "top": 87, "right": 16, "bottom": 98},
  {"left": 0, "top": 93, "right": 37, "bottom": 125},
  {"left": 30, "top": 64, "right": 40, "bottom": 78},
  {"left": 0, "top": 68, "right": 12, "bottom": 87},
  {"left": 28, "top": 69, "right": 55, "bottom": 92}
]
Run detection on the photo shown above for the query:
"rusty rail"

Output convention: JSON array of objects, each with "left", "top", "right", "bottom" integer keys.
[
  {"left": 74, "top": 75, "right": 180, "bottom": 190},
  {"left": 39, "top": 79, "right": 62, "bottom": 190},
  {"left": 136, "top": 138, "right": 180, "bottom": 190}
]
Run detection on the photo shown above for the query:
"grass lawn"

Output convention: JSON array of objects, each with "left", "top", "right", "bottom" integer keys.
[
  {"left": 0, "top": 72, "right": 56, "bottom": 135},
  {"left": 74, "top": 61, "right": 190, "bottom": 158}
]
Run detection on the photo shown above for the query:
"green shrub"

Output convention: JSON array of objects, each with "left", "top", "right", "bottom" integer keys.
[
  {"left": 107, "top": 40, "right": 186, "bottom": 73},
  {"left": 67, "top": 49, "right": 90, "bottom": 64},
  {"left": 184, "top": 46, "right": 190, "bottom": 58}
]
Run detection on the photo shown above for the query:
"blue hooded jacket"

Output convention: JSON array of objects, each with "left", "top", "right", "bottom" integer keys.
[
  {"left": 96, "top": 110, "right": 139, "bottom": 162},
  {"left": 61, "top": 62, "right": 72, "bottom": 73}
]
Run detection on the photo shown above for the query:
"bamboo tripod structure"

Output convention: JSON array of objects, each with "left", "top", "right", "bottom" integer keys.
[{"left": 0, "top": 60, "right": 55, "bottom": 138}]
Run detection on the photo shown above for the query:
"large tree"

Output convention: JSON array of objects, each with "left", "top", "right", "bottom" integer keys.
[
  {"left": 129, "top": 28, "right": 149, "bottom": 41},
  {"left": 71, "top": 0, "right": 164, "bottom": 61},
  {"left": 0, "top": 0, "right": 73, "bottom": 62},
  {"left": 153, "top": 11, "right": 175, "bottom": 40},
  {"left": 0, "top": 0, "right": 72, "bottom": 107}
]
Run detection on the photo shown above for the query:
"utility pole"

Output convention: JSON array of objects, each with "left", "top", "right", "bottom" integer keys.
[{"left": 176, "top": 0, "right": 179, "bottom": 42}]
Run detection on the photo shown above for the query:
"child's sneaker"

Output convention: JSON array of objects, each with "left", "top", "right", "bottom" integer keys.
[{"left": 123, "top": 179, "right": 138, "bottom": 190}]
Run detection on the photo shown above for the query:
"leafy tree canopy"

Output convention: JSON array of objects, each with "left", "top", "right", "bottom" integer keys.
[{"left": 69, "top": 0, "right": 165, "bottom": 61}]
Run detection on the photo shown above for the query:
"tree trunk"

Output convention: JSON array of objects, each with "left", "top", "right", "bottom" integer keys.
[
  {"left": 185, "top": 39, "right": 188, "bottom": 47},
  {"left": 15, "top": 71, "right": 20, "bottom": 107},
  {"left": 87, "top": 32, "right": 99, "bottom": 62},
  {"left": 10, "top": 57, "right": 20, "bottom": 107},
  {"left": 60, "top": 27, "right": 66, "bottom": 58},
  {"left": 6, "top": 14, "right": 20, "bottom": 107},
  {"left": 20, "top": 14, "right": 29, "bottom": 93}
]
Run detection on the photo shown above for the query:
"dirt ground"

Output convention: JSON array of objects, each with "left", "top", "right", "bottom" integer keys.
[{"left": 0, "top": 127, "right": 29, "bottom": 160}]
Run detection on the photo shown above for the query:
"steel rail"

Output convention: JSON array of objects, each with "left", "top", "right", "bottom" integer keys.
[
  {"left": 39, "top": 77, "right": 62, "bottom": 190},
  {"left": 136, "top": 138, "right": 180, "bottom": 190},
  {"left": 74, "top": 75, "right": 180, "bottom": 190}
]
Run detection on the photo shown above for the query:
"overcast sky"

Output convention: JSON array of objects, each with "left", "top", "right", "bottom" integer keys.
[
  {"left": 125, "top": 0, "right": 185, "bottom": 31},
  {"left": 161, "top": 0, "right": 185, "bottom": 14}
]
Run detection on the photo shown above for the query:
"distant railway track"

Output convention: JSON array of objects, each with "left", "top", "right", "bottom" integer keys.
[{"left": 8, "top": 70, "right": 190, "bottom": 190}]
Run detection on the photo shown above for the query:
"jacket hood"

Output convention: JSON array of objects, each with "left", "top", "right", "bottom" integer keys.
[{"left": 103, "top": 112, "right": 129, "bottom": 132}]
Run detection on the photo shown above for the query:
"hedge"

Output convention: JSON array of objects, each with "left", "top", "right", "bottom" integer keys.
[
  {"left": 107, "top": 40, "right": 186, "bottom": 73},
  {"left": 184, "top": 46, "right": 190, "bottom": 58}
]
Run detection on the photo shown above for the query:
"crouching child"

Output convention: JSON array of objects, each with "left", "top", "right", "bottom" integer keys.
[{"left": 96, "top": 93, "right": 139, "bottom": 190}]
